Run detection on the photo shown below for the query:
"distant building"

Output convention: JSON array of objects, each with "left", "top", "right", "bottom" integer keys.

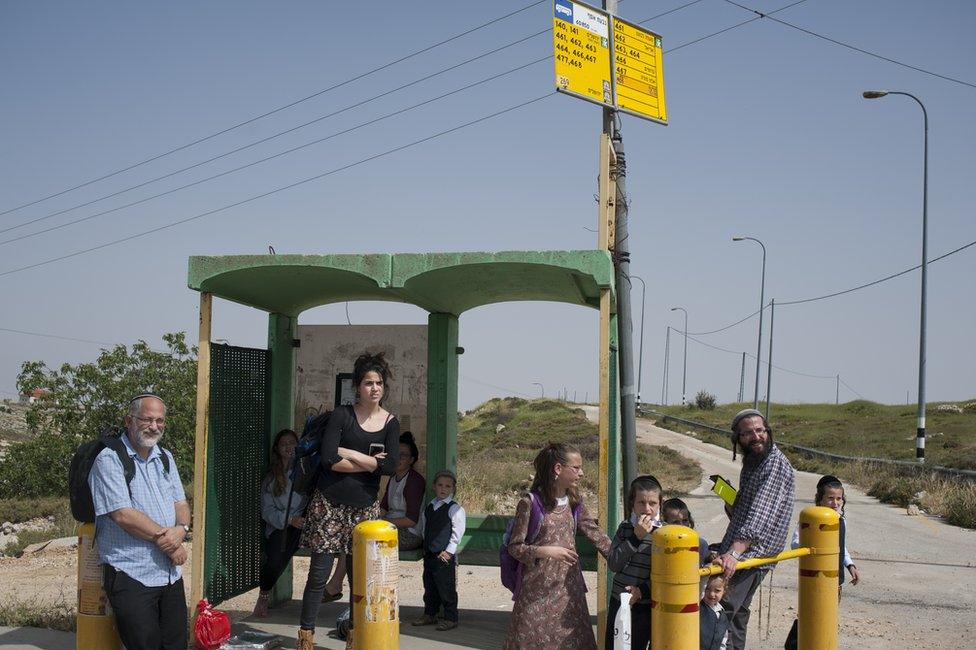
[{"left": 19, "top": 388, "right": 47, "bottom": 404}]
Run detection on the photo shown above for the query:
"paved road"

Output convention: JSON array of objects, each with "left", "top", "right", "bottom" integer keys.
[{"left": 596, "top": 407, "right": 976, "bottom": 649}]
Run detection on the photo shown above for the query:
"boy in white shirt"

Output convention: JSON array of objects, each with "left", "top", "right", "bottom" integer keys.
[{"left": 410, "top": 470, "right": 466, "bottom": 631}]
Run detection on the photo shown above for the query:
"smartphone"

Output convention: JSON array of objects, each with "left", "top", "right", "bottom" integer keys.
[{"left": 368, "top": 443, "right": 385, "bottom": 457}]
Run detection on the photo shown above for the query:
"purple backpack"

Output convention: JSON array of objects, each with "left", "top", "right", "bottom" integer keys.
[{"left": 500, "top": 491, "right": 582, "bottom": 599}]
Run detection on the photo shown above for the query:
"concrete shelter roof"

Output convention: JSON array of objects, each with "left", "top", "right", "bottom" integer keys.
[{"left": 187, "top": 250, "right": 614, "bottom": 317}]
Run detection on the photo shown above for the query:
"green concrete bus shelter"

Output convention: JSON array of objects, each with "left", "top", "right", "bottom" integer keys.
[{"left": 186, "top": 250, "right": 623, "bottom": 611}]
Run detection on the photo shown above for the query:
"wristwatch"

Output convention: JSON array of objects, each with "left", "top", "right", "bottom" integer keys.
[
  {"left": 180, "top": 524, "right": 191, "bottom": 541},
  {"left": 729, "top": 550, "right": 743, "bottom": 560}
]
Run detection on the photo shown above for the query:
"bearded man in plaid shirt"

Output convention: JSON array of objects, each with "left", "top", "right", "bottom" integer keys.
[{"left": 712, "top": 408, "right": 795, "bottom": 650}]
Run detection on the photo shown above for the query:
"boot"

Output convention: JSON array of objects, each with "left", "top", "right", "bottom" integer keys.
[
  {"left": 297, "top": 627, "right": 314, "bottom": 650},
  {"left": 344, "top": 628, "right": 354, "bottom": 650}
]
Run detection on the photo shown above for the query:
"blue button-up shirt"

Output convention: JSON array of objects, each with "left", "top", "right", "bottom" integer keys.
[{"left": 89, "top": 433, "right": 186, "bottom": 587}]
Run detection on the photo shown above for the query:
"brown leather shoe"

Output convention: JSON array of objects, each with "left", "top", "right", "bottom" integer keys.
[
  {"left": 436, "top": 620, "right": 458, "bottom": 631},
  {"left": 411, "top": 614, "right": 438, "bottom": 626}
]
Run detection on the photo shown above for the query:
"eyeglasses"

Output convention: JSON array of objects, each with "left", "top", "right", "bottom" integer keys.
[
  {"left": 563, "top": 465, "right": 583, "bottom": 473},
  {"left": 398, "top": 453, "right": 413, "bottom": 460},
  {"left": 134, "top": 416, "right": 166, "bottom": 427},
  {"left": 739, "top": 427, "right": 769, "bottom": 436}
]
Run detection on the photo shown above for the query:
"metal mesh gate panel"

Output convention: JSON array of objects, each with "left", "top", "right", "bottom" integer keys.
[{"left": 204, "top": 343, "right": 270, "bottom": 605}]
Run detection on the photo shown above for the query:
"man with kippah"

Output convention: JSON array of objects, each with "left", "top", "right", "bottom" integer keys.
[
  {"left": 88, "top": 394, "right": 190, "bottom": 649},
  {"left": 712, "top": 408, "right": 795, "bottom": 650}
]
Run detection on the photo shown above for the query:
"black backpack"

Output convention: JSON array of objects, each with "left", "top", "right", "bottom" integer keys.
[{"left": 68, "top": 427, "right": 170, "bottom": 523}]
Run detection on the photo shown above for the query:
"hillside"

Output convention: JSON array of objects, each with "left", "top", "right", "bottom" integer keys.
[
  {"left": 647, "top": 399, "right": 976, "bottom": 470},
  {"left": 456, "top": 397, "right": 701, "bottom": 514}
]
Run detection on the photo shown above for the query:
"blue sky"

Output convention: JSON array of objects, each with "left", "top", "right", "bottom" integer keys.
[{"left": 1, "top": 0, "right": 973, "bottom": 411}]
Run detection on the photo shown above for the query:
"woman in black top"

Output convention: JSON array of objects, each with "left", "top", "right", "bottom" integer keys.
[{"left": 297, "top": 352, "right": 399, "bottom": 650}]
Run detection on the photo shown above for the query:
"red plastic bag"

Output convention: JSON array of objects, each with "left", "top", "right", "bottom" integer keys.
[{"left": 194, "top": 598, "right": 231, "bottom": 650}]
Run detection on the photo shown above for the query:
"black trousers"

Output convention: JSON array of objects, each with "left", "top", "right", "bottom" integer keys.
[
  {"left": 259, "top": 526, "right": 302, "bottom": 592},
  {"left": 103, "top": 565, "right": 187, "bottom": 650},
  {"left": 605, "top": 595, "right": 652, "bottom": 650},
  {"left": 422, "top": 553, "right": 458, "bottom": 622}
]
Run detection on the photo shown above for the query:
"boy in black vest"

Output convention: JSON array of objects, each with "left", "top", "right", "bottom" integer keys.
[{"left": 411, "top": 470, "right": 466, "bottom": 631}]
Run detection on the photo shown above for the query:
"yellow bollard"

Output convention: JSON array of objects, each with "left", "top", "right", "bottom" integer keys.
[
  {"left": 351, "top": 520, "right": 399, "bottom": 649},
  {"left": 75, "top": 522, "right": 121, "bottom": 649},
  {"left": 651, "top": 525, "right": 700, "bottom": 650},
  {"left": 797, "top": 506, "right": 839, "bottom": 650}
]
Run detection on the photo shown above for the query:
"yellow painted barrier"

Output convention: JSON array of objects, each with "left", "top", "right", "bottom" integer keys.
[
  {"left": 650, "top": 525, "right": 700, "bottom": 650},
  {"left": 75, "top": 522, "right": 121, "bottom": 650},
  {"left": 798, "top": 506, "right": 839, "bottom": 650},
  {"left": 351, "top": 520, "right": 399, "bottom": 649}
]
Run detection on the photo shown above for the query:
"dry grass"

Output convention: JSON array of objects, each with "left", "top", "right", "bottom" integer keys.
[
  {"left": 457, "top": 398, "right": 701, "bottom": 515},
  {"left": 0, "top": 589, "right": 75, "bottom": 632}
]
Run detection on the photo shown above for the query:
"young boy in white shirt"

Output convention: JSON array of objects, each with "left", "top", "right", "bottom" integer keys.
[{"left": 410, "top": 470, "right": 466, "bottom": 631}]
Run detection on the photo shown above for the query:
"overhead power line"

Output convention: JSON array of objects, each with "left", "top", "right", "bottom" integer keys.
[
  {"left": 460, "top": 374, "right": 533, "bottom": 399},
  {"left": 0, "top": 326, "right": 112, "bottom": 346},
  {"left": 0, "top": 57, "right": 550, "bottom": 247},
  {"left": 2, "top": 0, "right": 711, "bottom": 241},
  {"left": 690, "top": 238, "right": 976, "bottom": 334},
  {"left": 779, "top": 238, "right": 976, "bottom": 305},
  {"left": 0, "top": 0, "right": 810, "bottom": 277},
  {"left": 0, "top": 93, "right": 555, "bottom": 279},
  {"left": 683, "top": 331, "right": 837, "bottom": 380},
  {"left": 723, "top": 0, "right": 976, "bottom": 89},
  {"left": 0, "top": 0, "right": 548, "bottom": 218}
]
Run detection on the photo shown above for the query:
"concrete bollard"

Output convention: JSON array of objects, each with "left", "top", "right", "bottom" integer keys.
[
  {"left": 798, "top": 506, "right": 839, "bottom": 650},
  {"left": 650, "top": 525, "right": 700, "bottom": 650},
  {"left": 75, "top": 522, "right": 121, "bottom": 649},
  {"left": 351, "top": 520, "right": 399, "bottom": 649}
]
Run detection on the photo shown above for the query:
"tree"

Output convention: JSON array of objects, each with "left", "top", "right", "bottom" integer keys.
[{"left": 8, "top": 332, "right": 197, "bottom": 495}]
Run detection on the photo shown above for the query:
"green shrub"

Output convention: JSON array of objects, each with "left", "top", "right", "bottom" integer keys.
[
  {"left": 0, "top": 497, "right": 68, "bottom": 523},
  {"left": 867, "top": 475, "right": 920, "bottom": 507},
  {"left": 0, "top": 434, "right": 76, "bottom": 499},
  {"left": 694, "top": 390, "right": 717, "bottom": 411}
]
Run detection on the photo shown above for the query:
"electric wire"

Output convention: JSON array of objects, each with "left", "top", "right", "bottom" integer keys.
[
  {"left": 689, "top": 238, "right": 976, "bottom": 335},
  {"left": 838, "top": 377, "right": 865, "bottom": 400},
  {"left": 3, "top": 0, "right": 710, "bottom": 240},
  {"left": 0, "top": 57, "right": 549, "bottom": 246},
  {"left": 0, "top": 326, "right": 113, "bottom": 346},
  {"left": 0, "top": 93, "right": 555, "bottom": 279},
  {"left": 0, "top": 0, "right": 548, "bottom": 218},
  {"left": 460, "top": 374, "right": 533, "bottom": 399},
  {"left": 0, "top": 0, "right": 817, "bottom": 276},
  {"left": 780, "top": 238, "right": 976, "bottom": 305},
  {"left": 723, "top": 0, "right": 976, "bottom": 90},
  {"left": 681, "top": 331, "right": 839, "bottom": 380}
]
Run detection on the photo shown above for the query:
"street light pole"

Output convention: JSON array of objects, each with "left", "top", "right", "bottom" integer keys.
[
  {"left": 662, "top": 326, "right": 670, "bottom": 406},
  {"left": 630, "top": 275, "right": 647, "bottom": 410},
  {"left": 863, "top": 89, "right": 929, "bottom": 462},
  {"left": 670, "top": 307, "right": 688, "bottom": 406},
  {"left": 732, "top": 236, "right": 766, "bottom": 410},
  {"left": 532, "top": 382, "right": 544, "bottom": 398}
]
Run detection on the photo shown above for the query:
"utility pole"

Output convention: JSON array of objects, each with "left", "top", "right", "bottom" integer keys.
[
  {"left": 738, "top": 352, "right": 746, "bottom": 403},
  {"left": 662, "top": 326, "right": 670, "bottom": 406},
  {"left": 603, "top": 0, "right": 637, "bottom": 494},
  {"left": 765, "top": 298, "right": 775, "bottom": 421},
  {"left": 836, "top": 375, "right": 840, "bottom": 405}
]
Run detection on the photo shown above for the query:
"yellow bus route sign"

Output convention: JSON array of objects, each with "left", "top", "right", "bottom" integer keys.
[
  {"left": 613, "top": 16, "right": 667, "bottom": 124},
  {"left": 553, "top": 0, "right": 668, "bottom": 125},
  {"left": 553, "top": 0, "right": 613, "bottom": 109}
]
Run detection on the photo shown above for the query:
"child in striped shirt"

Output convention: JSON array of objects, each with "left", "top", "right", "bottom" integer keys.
[{"left": 606, "top": 475, "right": 663, "bottom": 650}]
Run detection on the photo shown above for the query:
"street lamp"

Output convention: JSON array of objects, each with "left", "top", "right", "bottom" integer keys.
[
  {"left": 732, "top": 236, "right": 766, "bottom": 410},
  {"left": 863, "top": 89, "right": 929, "bottom": 462},
  {"left": 532, "top": 382, "right": 544, "bottom": 398},
  {"left": 670, "top": 307, "right": 688, "bottom": 406},
  {"left": 630, "top": 275, "right": 647, "bottom": 411}
]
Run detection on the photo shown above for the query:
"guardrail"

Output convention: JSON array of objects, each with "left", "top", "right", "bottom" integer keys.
[{"left": 645, "top": 409, "right": 976, "bottom": 481}]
